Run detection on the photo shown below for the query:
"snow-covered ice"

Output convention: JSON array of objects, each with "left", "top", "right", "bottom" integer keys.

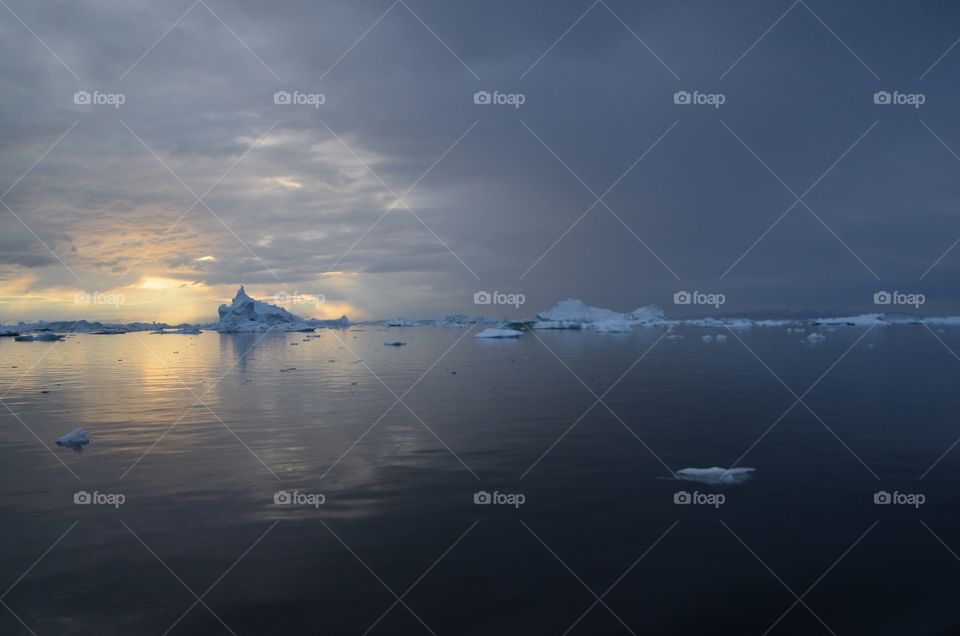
[
  {"left": 213, "top": 287, "right": 348, "bottom": 332},
  {"left": 534, "top": 299, "right": 664, "bottom": 331},
  {"left": 804, "top": 332, "right": 826, "bottom": 345},
  {"left": 475, "top": 328, "right": 522, "bottom": 338},
  {"left": 677, "top": 467, "right": 754, "bottom": 485},
  {"left": 56, "top": 427, "right": 90, "bottom": 447}
]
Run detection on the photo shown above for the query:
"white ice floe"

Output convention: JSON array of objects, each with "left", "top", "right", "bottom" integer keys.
[
  {"left": 701, "top": 334, "right": 713, "bottom": 343},
  {"left": 383, "top": 340, "right": 407, "bottom": 346},
  {"left": 677, "top": 467, "right": 754, "bottom": 485},
  {"left": 533, "top": 299, "right": 664, "bottom": 331},
  {"left": 714, "top": 334, "right": 728, "bottom": 342},
  {"left": 56, "top": 427, "right": 90, "bottom": 447},
  {"left": 15, "top": 333, "right": 65, "bottom": 342},
  {"left": 475, "top": 328, "right": 522, "bottom": 338},
  {"left": 804, "top": 332, "right": 826, "bottom": 345}
]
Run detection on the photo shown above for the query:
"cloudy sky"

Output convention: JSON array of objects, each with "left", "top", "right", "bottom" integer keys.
[{"left": 2, "top": 0, "right": 960, "bottom": 323}]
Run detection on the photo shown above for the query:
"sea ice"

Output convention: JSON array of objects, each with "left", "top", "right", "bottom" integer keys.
[
  {"left": 804, "top": 332, "right": 826, "bottom": 345},
  {"left": 534, "top": 299, "right": 664, "bottom": 331},
  {"left": 676, "top": 467, "right": 754, "bottom": 485},
  {"left": 56, "top": 427, "right": 90, "bottom": 447},
  {"left": 475, "top": 328, "right": 522, "bottom": 338},
  {"left": 387, "top": 318, "right": 416, "bottom": 327},
  {"left": 383, "top": 340, "right": 407, "bottom": 346}
]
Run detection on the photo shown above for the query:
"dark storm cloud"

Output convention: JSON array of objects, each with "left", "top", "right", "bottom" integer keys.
[{"left": 2, "top": 0, "right": 960, "bottom": 318}]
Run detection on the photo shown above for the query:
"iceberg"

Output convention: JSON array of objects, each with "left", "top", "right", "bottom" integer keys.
[
  {"left": 804, "top": 332, "right": 826, "bottom": 345},
  {"left": 212, "top": 286, "right": 346, "bottom": 332},
  {"left": 56, "top": 427, "right": 90, "bottom": 448},
  {"left": 383, "top": 340, "right": 407, "bottom": 346},
  {"left": 387, "top": 318, "right": 417, "bottom": 327},
  {"left": 15, "top": 333, "right": 65, "bottom": 342},
  {"left": 677, "top": 467, "right": 754, "bottom": 485},
  {"left": 475, "top": 328, "right": 522, "bottom": 338},
  {"left": 534, "top": 299, "right": 664, "bottom": 331}
]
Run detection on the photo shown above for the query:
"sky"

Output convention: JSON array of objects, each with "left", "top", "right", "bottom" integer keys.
[{"left": 2, "top": 0, "right": 960, "bottom": 323}]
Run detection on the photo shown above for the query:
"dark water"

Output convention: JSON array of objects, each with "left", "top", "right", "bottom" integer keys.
[{"left": 2, "top": 324, "right": 960, "bottom": 635}]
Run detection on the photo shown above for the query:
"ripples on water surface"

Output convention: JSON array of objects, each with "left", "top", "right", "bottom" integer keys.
[{"left": 2, "top": 325, "right": 960, "bottom": 634}]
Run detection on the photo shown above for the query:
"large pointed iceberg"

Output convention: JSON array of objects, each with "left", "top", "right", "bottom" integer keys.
[{"left": 214, "top": 286, "right": 348, "bottom": 332}]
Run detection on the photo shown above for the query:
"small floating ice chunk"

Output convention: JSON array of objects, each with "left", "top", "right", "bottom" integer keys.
[
  {"left": 714, "top": 334, "right": 728, "bottom": 342},
  {"left": 383, "top": 340, "right": 407, "bottom": 346},
  {"left": 677, "top": 467, "right": 754, "bottom": 485},
  {"left": 56, "top": 427, "right": 90, "bottom": 447},
  {"left": 804, "top": 332, "right": 826, "bottom": 345},
  {"left": 475, "top": 328, "right": 522, "bottom": 338},
  {"left": 701, "top": 334, "right": 713, "bottom": 343}
]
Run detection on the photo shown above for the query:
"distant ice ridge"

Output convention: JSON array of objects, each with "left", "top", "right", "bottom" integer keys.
[
  {"left": 677, "top": 467, "right": 754, "bottom": 485},
  {"left": 475, "top": 328, "right": 522, "bottom": 338},
  {"left": 214, "top": 286, "right": 348, "bottom": 332}
]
